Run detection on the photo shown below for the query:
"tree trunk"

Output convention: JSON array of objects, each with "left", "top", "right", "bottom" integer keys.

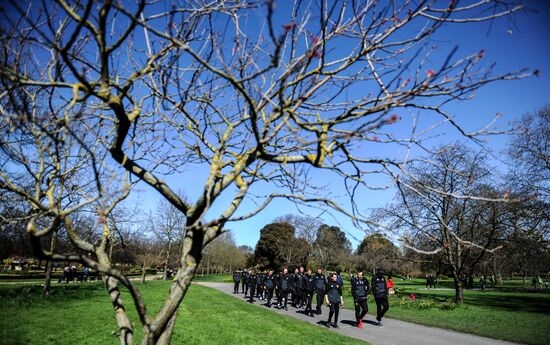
[
  {"left": 141, "top": 263, "right": 146, "bottom": 284},
  {"left": 42, "top": 233, "right": 57, "bottom": 297},
  {"left": 105, "top": 276, "right": 134, "bottom": 345},
  {"left": 141, "top": 226, "right": 203, "bottom": 345},
  {"left": 453, "top": 275, "right": 464, "bottom": 304},
  {"left": 163, "top": 240, "right": 172, "bottom": 280}
]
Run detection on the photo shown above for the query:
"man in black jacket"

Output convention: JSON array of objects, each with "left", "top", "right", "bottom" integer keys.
[
  {"left": 303, "top": 268, "right": 315, "bottom": 317},
  {"left": 296, "top": 266, "right": 306, "bottom": 308},
  {"left": 313, "top": 268, "right": 326, "bottom": 314},
  {"left": 232, "top": 270, "right": 241, "bottom": 294},
  {"left": 351, "top": 270, "right": 370, "bottom": 328},
  {"left": 242, "top": 269, "right": 249, "bottom": 296},
  {"left": 325, "top": 272, "right": 344, "bottom": 328},
  {"left": 248, "top": 270, "right": 258, "bottom": 303},
  {"left": 264, "top": 270, "right": 275, "bottom": 307},
  {"left": 277, "top": 268, "right": 290, "bottom": 310},
  {"left": 257, "top": 271, "right": 265, "bottom": 300},
  {"left": 290, "top": 268, "right": 298, "bottom": 307},
  {"left": 371, "top": 269, "right": 389, "bottom": 326}
]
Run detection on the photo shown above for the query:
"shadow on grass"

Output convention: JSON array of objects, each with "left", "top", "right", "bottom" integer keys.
[
  {"left": 397, "top": 288, "right": 550, "bottom": 315},
  {"left": 464, "top": 291, "right": 550, "bottom": 314}
]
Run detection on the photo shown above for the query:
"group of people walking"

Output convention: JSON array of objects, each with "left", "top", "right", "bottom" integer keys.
[{"left": 232, "top": 267, "right": 390, "bottom": 329}]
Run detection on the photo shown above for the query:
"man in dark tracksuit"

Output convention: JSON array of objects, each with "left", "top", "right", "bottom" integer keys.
[
  {"left": 232, "top": 270, "right": 241, "bottom": 294},
  {"left": 304, "top": 269, "right": 315, "bottom": 317},
  {"left": 313, "top": 268, "right": 326, "bottom": 314},
  {"left": 277, "top": 268, "right": 290, "bottom": 310},
  {"left": 264, "top": 270, "right": 275, "bottom": 307},
  {"left": 242, "top": 269, "right": 249, "bottom": 296},
  {"left": 325, "top": 272, "right": 343, "bottom": 328},
  {"left": 372, "top": 270, "right": 389, "bottom": 326},
  {"left": 273, "top": 271, "right": 281, "bottom": 303},
  {"left": 295, "top": 267, "right": 306, "bottom": 308},
  {"left": 290, "top": 268, "right": 298, "bottom": 307},
  {"left": 248, "top": 271, "right": 257, "bottom": 303},
  {"left": 351, "top": 271, "right": 370, "bottom": 328},
  {"left": 256, "top": 272, "right": 265, "bottom": 300}
]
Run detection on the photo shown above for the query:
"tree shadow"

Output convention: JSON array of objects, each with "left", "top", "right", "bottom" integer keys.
[{"left": 464, "top": 291, "right": 550, "bottom": 314}]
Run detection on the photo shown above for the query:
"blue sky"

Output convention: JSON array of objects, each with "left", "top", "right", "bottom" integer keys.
[{"left": 130, "top": 1, "right": 550, "bottom": 249}]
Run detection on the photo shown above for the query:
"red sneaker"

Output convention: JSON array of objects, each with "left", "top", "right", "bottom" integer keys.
[{"left": 358, "top": 320, "right": 363, "bottom": 328}]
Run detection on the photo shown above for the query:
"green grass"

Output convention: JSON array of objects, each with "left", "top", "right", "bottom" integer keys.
[
  {"left": 0, "top": 281, "right": 368, "bottom": 345},
  {"left": 340, "top": 277, "right": 550, "bottom": 345},
  {"left": 193, "top": 273, "right": 232, "bottom": 283}
]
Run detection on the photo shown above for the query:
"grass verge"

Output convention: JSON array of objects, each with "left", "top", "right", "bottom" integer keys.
[
  {"left": 0, "top": 281, "right": 368, "bottom": 345},
  {"left": 341, "top": 278, "right": 550, "bottom": 345}
]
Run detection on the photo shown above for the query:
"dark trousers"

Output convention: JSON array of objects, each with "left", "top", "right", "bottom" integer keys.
[
  {"left": 316, "top": 291, "right": 325, "bottom": 313},
  {"left": 354, "top": 298, "right": 368, "bottom": 322},
  {"left": 266, "top": 288, "right": 274, "bottom": 306},
  {"left": 249, "top": 285, "right": 256, "bottom": 302},
  {"left": 290, "top": 288, "right": 298, "bottom": 307},
  {"left": 328, "top": 302, "right": 340, "bottom": 325},
  {"left": 304, "top": 291, "right": 313, "bottom": 314},
  {"left": 243, "top": 283, "right": 249, "bottom": 296},
  {"left": 278, "top": 290, "right": 288, "bottom": 308},
  {"left": 294, "top": 288, "right": 304, "bottom": 307},
  {"left": 241, "top": 280, "right": 246, "bottom": 293},
  {"left": 375, "top": 296, "right": 389, "bottom": 321},
  {"left": 233, "top": 281, "right": 240, "bottom": 293},
  {"left": 299, "top": 289, "right": 307, "bottom": 307}
]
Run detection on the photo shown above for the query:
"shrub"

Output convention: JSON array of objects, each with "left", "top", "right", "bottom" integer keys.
[{"left": 394, "top": 295, "right": 458, "bottom": 310}]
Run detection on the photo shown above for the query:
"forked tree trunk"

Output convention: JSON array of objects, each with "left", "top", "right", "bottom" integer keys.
[{"left": 141, "top": 227, "right": 204, "bottom": 345}]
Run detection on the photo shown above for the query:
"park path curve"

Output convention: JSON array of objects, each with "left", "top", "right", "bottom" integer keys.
[{"left": 197, "top": 282, "right": 520, "bottom": 345}]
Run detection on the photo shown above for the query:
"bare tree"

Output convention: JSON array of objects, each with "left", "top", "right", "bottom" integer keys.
[
  {"left": 374, "top": 145, "right": 507, "bottom": 303},
  {"left": 275, "top": 214, "right": 320, "bottom": 244},
  {"left": 152, "top": 198, "right": 186, "bottom": 280},
  {"left": 202, "top": 231, "right": 246, "bottom": 273},
  {"left": 0, "top": 0, "right": 535, "bottom": 343},
  {"left": 508, "top": 105, "right": 550, "bottom": 201}
]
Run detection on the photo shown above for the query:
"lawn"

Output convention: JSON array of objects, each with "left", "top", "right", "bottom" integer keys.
[
  {"left": 0, "top": 281, "right": 368, "bottom": 345},
  {"left": 191, "top": 274, "right": 550, "bottom": 344},
  {"left": 340, "top": 277, "right": 550, "bottom": 345}
]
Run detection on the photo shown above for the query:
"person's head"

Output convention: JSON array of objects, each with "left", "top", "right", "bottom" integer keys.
[
  {"left": 268, "top": 270, "right": 273, "bottom": 276},
  {"left": 336, "top": 269, "right": 341, "bottom": 275},
  {"left": 299, "top": 266, "right": 304, "bottom": 273},
  {"left": 283, "top": 268, "right": 288, "bottom": 275},
  {"left": 376, "top": 269, "right": 384, "bottom": 278},
  {"left": 317, "top": 268, "right": 323, "bottom": 274},
  {"left": 357, "top": 271, "right": 364, "bottom": 279},
  {"left": 294, "top": 268, "right": 299, "bottom": 273},
  {"left": 388, "top": 275, "right": 392, "bottom": 280},
  {"left": 330, "top": 273, "right": 337, "bottom": 281},
  {"left": 307, "top": 268, "right": 312, "bottom": 275}
]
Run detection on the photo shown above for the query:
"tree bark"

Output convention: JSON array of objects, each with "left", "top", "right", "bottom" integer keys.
[
  {"left": 163, "top": 240, "right": 172, "bottom": 280},
  {"left": 42, "top": 233, "right": 57, "bottom": 297},
  {"left": 141, "top": 226, "right": 204, "bottom": 345},
  {"left": 105, "top": 276, "right": 134, "bottom": 345},
  {"left": 453, "top": 275, "right": 464, "bottom": 304}
]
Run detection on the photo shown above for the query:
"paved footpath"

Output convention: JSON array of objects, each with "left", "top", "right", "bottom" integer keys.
[{"left": 197, "top": 282, "right": 520, "bottom": 345}]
